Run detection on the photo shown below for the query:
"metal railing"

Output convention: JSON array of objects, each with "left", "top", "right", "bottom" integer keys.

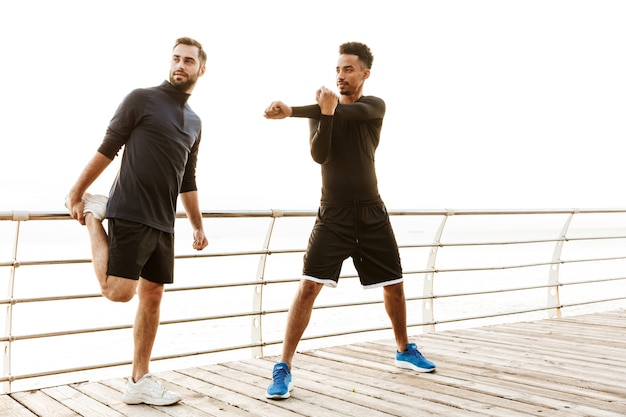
[{"left": 1, "top": 208, "right": 626, "bottom": 394}]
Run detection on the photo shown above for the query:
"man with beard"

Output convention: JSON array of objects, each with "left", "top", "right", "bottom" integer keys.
[
  {"left": 263, "top": 42, "right": 436, "bottom": 400},
  {"left": 65, "top": 37, "right": 208, "bottom": 405}
]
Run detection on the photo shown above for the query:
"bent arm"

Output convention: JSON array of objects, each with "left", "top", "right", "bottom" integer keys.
[
  {"left": 309, "top": 116, "right": 333, "bottom": 164},
  {"left": 288, "top": 104, "right": 334, "bottom": 164},
  {"left": 67, "top": 151, "right": 113, "bottom": 224},
  {"left": 309, "top": 87, "right": 338, "bottom": 164}
]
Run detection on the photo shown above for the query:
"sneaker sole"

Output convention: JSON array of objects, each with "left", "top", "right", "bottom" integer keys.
[
  {"left": 394, "top": 359, "right": 436, "bottom": 373},
  {"left": 266, "top": 382, "right": 294, "bottom": 400},
  {"left": 266, "top": 391, "right": 291, "bottom": 400},
  {"left": 122, "top": 394, "right": 181, "bottom": 406}
]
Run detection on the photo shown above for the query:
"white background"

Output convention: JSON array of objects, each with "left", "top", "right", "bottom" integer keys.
[{"left": 1, "top": 0, "right": 625, "bottom": 212}]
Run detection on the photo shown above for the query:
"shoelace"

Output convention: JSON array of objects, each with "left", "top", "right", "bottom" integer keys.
[
  {"left": 272, "top": 366, "right": 289, "bottom": 383},
  {"left": 142, "top": 377, "right": 168, "bottom": 396},
  {"left": 406, "top": 348, "right": 425, "bottom": 359}
]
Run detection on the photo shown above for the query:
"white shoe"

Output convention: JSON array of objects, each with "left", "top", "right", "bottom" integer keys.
[
  {"left": 65, "top": 192, "right": 108, "bottom": 221},
  {"left": 122, "top": 373, "right": 181, "bottom": 406}
]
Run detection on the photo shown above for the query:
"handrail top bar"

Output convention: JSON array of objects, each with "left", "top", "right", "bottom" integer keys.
[
  {"left": 0, "top": 210, "right": 302, "bottom": 221},
  {"left": 2, "top": 208, "right": 626, "bottom": 221}
]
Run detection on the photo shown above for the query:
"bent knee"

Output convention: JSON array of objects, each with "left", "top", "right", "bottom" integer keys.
[
  {"left": 102, "top": 289, "right": 135, "bottom": 302},
  {"left": 101, "top": 277, "right": 137, "bottom": 302}
]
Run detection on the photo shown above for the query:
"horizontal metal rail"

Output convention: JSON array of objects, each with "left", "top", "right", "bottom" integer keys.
[{"left": 1, "top": 208, "right": 626, "bottom": 393}]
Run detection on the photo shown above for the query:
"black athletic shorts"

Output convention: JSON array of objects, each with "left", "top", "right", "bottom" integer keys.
[
  {"left": 302, "top": 198, "right": 403, "bottom": 288},
  {"left": 107, "top": 218, "right": 174, "bottom": 284}
]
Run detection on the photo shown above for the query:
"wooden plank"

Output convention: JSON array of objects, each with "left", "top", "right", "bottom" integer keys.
[
  {"left": 97, "top": 377, "right": 210, "bottom": 417},
  {"left": 40, "top": 385, "right": 126, "bottom": 417},
  {"left": 486, "top": 319, "right": 626, "bottom": 348},
  {"left": 9, "top": 389, "right": 80, "bottom": 417},
  {"left": 177, "top": 366, "right": 302, "bottom": 417},
  {"left": 305, "top": 343, "right": 574, "bottom": 417},
  {"left": 0, "top": 310, "right": 624, "bottom": 417},
  {"left": 403, "top": 326, "right": 626, "bottom": 416},
  {"left": 223, "top": 358, "right": 405, "bottom": 417},
  {"left": 67, "top": 381, "right": 142, "bottom": 417},
  {"left": 557, "top": 311, "right": 626, "bottom": 328},
  {"left": 438, "top": 353, "right": 626, "bottom": 416},
  {"left": 317, "top": 338, "right": 626, "bottom": 417},
  {"left": 204, "top": 362, "right": 358, "bottom": 417},
  {"left": 266, "top": 354, "right": 496, "bottom": 417},
  {"left": 0, "top": 393, "right": 38, "bottom": 417},
  {"left": 428, "top": 330, "right": 626, "bottom": 387},
  {"left": 410, "top": 335, "right": 625, "bottom": 407},
  {"left": 158, "top": 369, "right": 261, "bottom": 416}
]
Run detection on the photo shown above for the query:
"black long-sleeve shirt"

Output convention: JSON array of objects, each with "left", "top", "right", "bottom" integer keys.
[
  {"left": 98, "top": 81, "right": 202, "bottom": 233},
  {"left": 291, "top": 96, "right": 386, "bottom": 202}
]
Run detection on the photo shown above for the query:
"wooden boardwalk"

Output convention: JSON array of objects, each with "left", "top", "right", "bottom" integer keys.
[{"left": 2, "top": 310, "right": 625, "bottom": 416}]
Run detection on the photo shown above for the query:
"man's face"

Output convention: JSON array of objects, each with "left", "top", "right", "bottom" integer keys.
[
  {"left": 169, "top": 44, "right": 205, "bottom": 93},
  {"left": 336, "top": 54, "right": 369, "bottom": 96}
]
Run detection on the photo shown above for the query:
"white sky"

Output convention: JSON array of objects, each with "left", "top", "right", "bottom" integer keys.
[{"left": 1, "top": 0, "right": 625, "bottom": 212}]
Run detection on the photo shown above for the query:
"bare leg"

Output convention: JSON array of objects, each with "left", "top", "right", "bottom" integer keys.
[
  {"left": 84, "top": 214, "right": 110, "bottom": 289},
  {"left": 131, "top": 278, "right": 164, "bottom": 382},
  {"left": 383, "top": 282, "right": 410, "bottom": 352},
  {"left": 280, "top": 279, "right": 324, "bottom": 368},
  {"left": 84, "top": 214, "right": 137, "bottom": 302}
]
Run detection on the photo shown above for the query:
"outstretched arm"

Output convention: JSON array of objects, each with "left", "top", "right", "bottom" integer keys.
[
  {"left": 263, "top": 91, "right": 338, "bottom": 164},
  {"left": 67, "top": 151, "right": 113, "bottom": 225},
  {"left": 335, "top": 96, "right": 385, "bottom": 120},
  {"left": 180, "top": 191, "right": 208, "bottom": 251}
]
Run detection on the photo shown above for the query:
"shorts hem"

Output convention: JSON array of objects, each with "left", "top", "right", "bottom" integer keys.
[
  {"left": 303, "top": 275, "right": 337, "bottom": 288},
  {"left": 106, "top": 270, "right": 140, "bottom": 281},
  {"left": 362, "top": 276, "right": 404, "bottom": 289}
]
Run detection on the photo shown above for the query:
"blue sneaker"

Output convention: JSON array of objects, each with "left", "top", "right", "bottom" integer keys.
[
  {"left": 266, "top": 362, "right": 293, "bottom": 399},
  {"left": 395, "top": 343, "right": 436, "bottom": 372}
]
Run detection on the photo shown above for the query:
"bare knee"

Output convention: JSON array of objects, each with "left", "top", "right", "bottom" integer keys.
[
  {"left": 137, "top": 279, "right": 164, "bottom": 306},
  {"left": 297, "top": 280, "right": 323, "bottom": 301},
  {"left": 102, "top": 287, "right": 135, "bottom": 302},
  {"left": 101, "top": 276, "right": 138, "bottom": 302},
  {"left": 383, "top": 282, "right": 405, "bottom": 301}
]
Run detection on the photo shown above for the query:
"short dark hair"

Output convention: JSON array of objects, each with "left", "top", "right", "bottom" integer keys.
[
  {"left": 174, "top": 37, "right": 207, "bottom": 68},
  {"left": 339, "top": 42, "right": 374, "bottom": 70}
]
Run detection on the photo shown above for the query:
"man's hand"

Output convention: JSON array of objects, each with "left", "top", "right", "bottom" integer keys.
[
  {"left": 316, "top": 86, "right": 338, "bottom": 115},
  {"left": 192, "top": 229, "right": 208, "bottom": 251},
  {"left": 66, "top": 190, "right": 86, "bottom": 225},
  {"left": 264, "top": 101, "right": 292, "bottom": 119}
]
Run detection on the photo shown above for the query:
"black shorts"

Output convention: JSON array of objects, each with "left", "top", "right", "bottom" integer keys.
[
  {"left": 302, "top": 198, "right": 403, "bottom": 288},
  {"left": 107, "top": 218, "right": 174, "bottom": 284}
]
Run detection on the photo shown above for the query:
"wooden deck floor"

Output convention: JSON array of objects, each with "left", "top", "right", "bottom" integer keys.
[{"left": 2, "top": 310, "right": 625, "bottom": 416}]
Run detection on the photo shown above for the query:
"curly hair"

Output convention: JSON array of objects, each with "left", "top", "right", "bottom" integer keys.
[
  {"left": 339, "top": 42, "right": 374, "bottom": 70},
  {"left": 174, "top": 37, "right": 207, "bottom": 68}
]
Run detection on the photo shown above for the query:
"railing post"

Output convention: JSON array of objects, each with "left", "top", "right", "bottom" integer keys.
[
  {"left": 2, "top": 217, "right": 25, "bottom": 394},
  {"left": 251, "top": 210, "right": 281, "bottom": 358},
  {"left": 547, "top": 211, "right": 575, "bottom": 318},
  {"left": 422, "top": 211, "right": 450, "bottom": 333}
]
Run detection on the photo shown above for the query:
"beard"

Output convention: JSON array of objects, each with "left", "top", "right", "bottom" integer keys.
[
  {"left": 170, "top": 71, "right": 199, "bottom": 92},
  {"left": 338, "top": 83, "right": 351, "bottom": 95}
]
